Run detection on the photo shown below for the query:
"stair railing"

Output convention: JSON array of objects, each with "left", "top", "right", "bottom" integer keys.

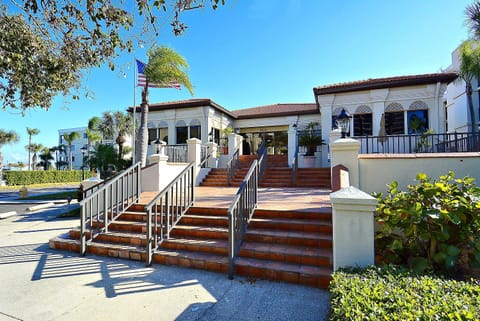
[
  {"left": 257, "top": 141, "right": 268, "bottom": 181},
  {"left": 144, "top": 162, "right": 195, "bottom": 266},
  {"left": 199, "top": 144, "right": 211, "bottom": 168},
  {"left": 227, "top": 159, "right": 259, "bottom": 279},
  {"left": 292, "top": 144, "right": 299, "bottom": 186},
  {"left": 226, "top": 147, "right": 240, "bottom": 186},
  {"left": 80, "top": 162, "right": 141, "bottom": 256}
]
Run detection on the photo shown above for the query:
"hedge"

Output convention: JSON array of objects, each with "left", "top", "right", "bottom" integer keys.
[
  {"left": 3, "top": 170, "right": 93, "bottom": 186},
  {"left": 329, "top": 265, "right": 480, "bottom": 320}
]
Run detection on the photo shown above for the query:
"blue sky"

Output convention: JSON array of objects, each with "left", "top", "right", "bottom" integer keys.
[{"left": 0, "top": 0, "right": 473, "bottom": 164}]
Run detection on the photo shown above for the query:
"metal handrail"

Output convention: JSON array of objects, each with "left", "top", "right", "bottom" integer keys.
[
  {"left": 257, "top": 141, "right": 268, "bottom": 181},
  {"left": 226, "top": 148, "right": 240, "bottom": 186},
  {"left": 79, "top": 162, "right": 141, "bottom": 256},
  {"left": 356, "top": 131, "right": 480, "bottom": 154},
  {"left": 199, "top": 144, "right": 211, "bottom": 168},
  {"left": 144, "top": 162, "right": 195, "bottom": 266},
  {"left": 227, "top": 159, "right": 259, "bottom": 279},
  {"left": 292, "top": 144, "right": 299, "bottom": 186}
]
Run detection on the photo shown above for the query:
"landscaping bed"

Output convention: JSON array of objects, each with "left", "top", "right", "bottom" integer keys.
[{"left": 329, "top": 265, "right": 480, "bottom": 320}]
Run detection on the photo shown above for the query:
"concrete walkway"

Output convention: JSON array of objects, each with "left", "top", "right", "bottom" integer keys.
[{"left": 0, "top": 192, "right": 330, "bottom": 321}]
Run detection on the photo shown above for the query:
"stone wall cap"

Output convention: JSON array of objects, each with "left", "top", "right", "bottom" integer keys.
[{"left": 330, "top": 186, "right": 377, "bottom": 204}]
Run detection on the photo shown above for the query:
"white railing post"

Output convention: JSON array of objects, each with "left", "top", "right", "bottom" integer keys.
[
  {"left": 187, "top": 138, "right": 201, "bottom": 184},
  {"left": 329, "top": 137, "right": 361, "bottom": 188},
  {"left": 330, "top": 186, "right": 377, "bottom": 271},
  {"left": 207, "top": 142, "right": 218, "bottom": 168}
]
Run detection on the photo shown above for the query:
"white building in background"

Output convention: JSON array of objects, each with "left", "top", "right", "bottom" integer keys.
[
  {"left": 58, "top": 127, "right": 88, "bottom": 170},
  {"left": 444, "top": 44, "right": 479, "bottom": 133}
]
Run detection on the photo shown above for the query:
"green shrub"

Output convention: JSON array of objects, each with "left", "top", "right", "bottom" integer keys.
[
  {"left": 3, "top": 170, "right": 92, "bottom": 186},
  {"left": 330, "top": 265, "right": 480, "bottom": 320},
  {"left": 374, "top": 171, "right": 480, "bottom": 274}
]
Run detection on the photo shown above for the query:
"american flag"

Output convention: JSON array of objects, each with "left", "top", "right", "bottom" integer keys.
[{"left": 136, "top": 59, "right": 181, "bottom": 89}]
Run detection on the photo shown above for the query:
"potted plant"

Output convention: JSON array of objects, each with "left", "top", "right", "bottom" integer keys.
[{"left": 298, "top": 122, "right": 323, "bottom": 167}]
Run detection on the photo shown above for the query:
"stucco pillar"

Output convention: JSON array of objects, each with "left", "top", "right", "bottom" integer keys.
[
  {"left": 329, "top": 138, "right": 360, "bottom": 188},
  {"left": 207, "top": 142, "right": 218, "bottom": 168},
  {"left": 187, "top": 138, "right": 201, "bottom": 183},
  {"left": 228, "top": 133, "right": 242, "bottom": 158},
  {"left": 148, "top": 141, "right": 168, "bottom": 165},
  {"left": 330, "top": 186, "right": 377, "bottom": 271},
  {"left": 288, "top": 126, "right": 297, "bottom": 168}
]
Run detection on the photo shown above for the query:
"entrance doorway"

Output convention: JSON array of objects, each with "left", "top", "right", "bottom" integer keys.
[{"left": 239, "top": 126, "right": 289, "bottom": 155}]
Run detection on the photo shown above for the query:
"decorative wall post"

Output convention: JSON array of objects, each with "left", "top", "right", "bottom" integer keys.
[
  {"left": 330, "top": 186, "right": 378, "bottom": 271},
  {"left": 288, "top": 124, "right": 297, "bottom": 168},
  {"left": 329, "top": 137, "right": 361, "bottom": 188},
  {"left": 207, "top": 142, "right": 218, "bottom": 168},
  {"left": 228, "top": 133, "right": 242, "bottom": 157},
  {"left": 187, "top": 138, "right": 201, "bottom": 183}
]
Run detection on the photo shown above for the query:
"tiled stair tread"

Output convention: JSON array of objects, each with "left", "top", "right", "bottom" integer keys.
[
  {"left": 96, "top": 230, "right": 147, "bottom": 240},
  {"left": 241, "top": 241, "right": 332, "bottom": 258},
  {"left": 253, "top": 209, "right": 332, "bottom": 219},
  {"left": 173, "top": 225, "right": 228, "bottom": 233},
  {"left": 154, "top": 248, "right": 228, "bottom": 264},
  {"left": 246, "top": 228, "right": 332, "bottom": 240},
  {"left": 250, "top": 217, "right": 331, "bottom": 227},
  {"left": 187, "top": 207, "right": 228, "bottom": 216},
  {"left": 89, "top": 240, "right": 145, "bottom": 252},
  {"left": 163, "top": 237, "right": 228, "bottom": 248},
  {"left": 235, "top": 257, "right": 332, "bottom": 276},
  {"left": 182, "top": 214, "right": 228, "bottom": 221}
]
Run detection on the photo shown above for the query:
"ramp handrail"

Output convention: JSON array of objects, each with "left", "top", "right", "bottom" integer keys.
[
  {"left": 227, "top": 159, "right": 259, "bottom": 279},
  {"left": 144, "top": 162, "right": 195, "bottom": 266},
  {"left": 79, "top": 162, "right": 141, "bottom": 255},
  {"left": 226, "top": 147, "right": 240, "bottom": 186}
]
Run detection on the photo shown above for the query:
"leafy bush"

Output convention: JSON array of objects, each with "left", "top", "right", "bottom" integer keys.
[
  {"left": 3, "top": 170, "right": 92, "bottom": 186},
  {"left": 330, "top": 265, "right": 480, "bottom": 320},
  {"left": 374, "top": 171, "right": 480, "bottom": 274}
]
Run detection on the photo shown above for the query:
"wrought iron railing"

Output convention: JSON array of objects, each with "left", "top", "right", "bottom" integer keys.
[
  {"left": 227, "top": 159, "right": 259, "bottom": 279},
  {"left": 355, "top": 132, "right": 480, "bottom": 154},
  {"left": 144, "top": 162, "right": 195, "bottom": 266},
  {"left": 79, "top": 162, "right": 141, "bottom": 255},
  {"left": 226, "top": 148, "right": 240, "bottom": 186},
  {"left": 165, "top": 144, "right": 188, "bottom": 163}
]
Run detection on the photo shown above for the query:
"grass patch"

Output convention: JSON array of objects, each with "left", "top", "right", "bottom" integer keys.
[
  {"left": 21, "top": 190, "right": 78, "bottom": 201},
  {"left": 58, "top": 207, "right": 80, "bottom": 218}
]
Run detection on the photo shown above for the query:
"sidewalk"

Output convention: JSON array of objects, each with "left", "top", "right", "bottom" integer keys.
[{"left": 0, "top": 201, "right": 330, "bottom": 321}]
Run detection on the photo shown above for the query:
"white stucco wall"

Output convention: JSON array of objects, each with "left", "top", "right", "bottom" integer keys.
[{"left": 358, "top": 153, "right": 480, "bottom": 194}]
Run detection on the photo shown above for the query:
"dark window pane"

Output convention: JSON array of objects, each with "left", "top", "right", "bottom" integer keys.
[
  {"left": 190, "top": 125, "right": 201, "bottom": 139},
  {"left": 353, "top": 114, "right": 372, "bottom": 136},
  {"left": 176, "top": 126, "right": 188, "bottom": 144},
  {"left": 148, "top": 128, "right": 157, "bottom": 144},
  {"left": 385, "top": 112, "right": 405, "bottom": 135},
  {"left": 407, "top": 110, "right": 428, "bottom": 134}
]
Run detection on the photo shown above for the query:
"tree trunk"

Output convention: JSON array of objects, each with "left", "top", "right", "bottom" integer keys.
[
  {"left": 116, "top": 135, "right": 125, "bottom": 163},
  {"left": 69, "top": 144, "right": 73, "bottom": 170},
  {"left": 466, "top": 82, "right": 477, "bottom": 134},
  {"left": 138, "top": 86, "right": 149, "bottom": 167}
]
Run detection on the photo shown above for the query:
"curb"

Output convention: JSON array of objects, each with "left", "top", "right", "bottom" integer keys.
[
  {"left": 26, "top": 202, "right": 55, "bottom": 212},
  {"left": 0, "top": 211, "right": 17, "bottom": 219}
]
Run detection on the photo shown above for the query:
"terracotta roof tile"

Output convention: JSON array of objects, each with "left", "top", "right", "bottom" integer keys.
[
  {"left": 232, "top": 103, "right": 318, "bottom": 119},
  {"left": 313, "top": 72, "right": 458, "bottom": 95}
]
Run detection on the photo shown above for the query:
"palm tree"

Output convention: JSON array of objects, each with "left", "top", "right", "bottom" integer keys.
[
  {"left": 137, "top": 46, "right": 194, "bottom": 166},
  {"left": 26, "top": 127, "right": 40, "bottom": 170},
  {"left": 29, "top": 143, "right": 43, "bottom": 170},
  {"left": 98, "top": 111, "right": 133, "bottom": 163},
  {"left": 457, "top": 40, "right": 480, "bottom": 135},
  {"left": 63, "top": 131, "right": 80, "bottom": 170},
  {"left": 38, "top": 147, "right": 54, "bottom": 170},
  {"left": 0, "top": 129, "right": 19, "bottom": 182},
  {"left": 466, "top": 1, "right": 480, "bottom": 39},
  {"left": 86, "top": 116, "right": 103, "bottom": 168}
]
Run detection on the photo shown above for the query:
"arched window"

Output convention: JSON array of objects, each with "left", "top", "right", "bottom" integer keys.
[
  {"left": 407, "top": 101, "right": 428, "bottom": 134},
  {"left": 385, "top": 102, "right": 405, "bottom": 135},
  {"left": 148, "top": 121, "right": 168, "bottom": 144},
  {"left": 353, "top": 105, "right": 372, "bottom": 136}
]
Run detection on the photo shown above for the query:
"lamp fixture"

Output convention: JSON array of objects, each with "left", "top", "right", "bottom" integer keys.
[{"left": 336, "top": 108, "right": 351, "bottom": 139}]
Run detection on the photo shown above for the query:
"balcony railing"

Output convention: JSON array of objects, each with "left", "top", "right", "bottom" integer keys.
[
  {"left": 355, "top": 132, "right": 480, "bottom": 154},
  {"left": 165, "top": 144, "right": 188, "bottom": 163}
]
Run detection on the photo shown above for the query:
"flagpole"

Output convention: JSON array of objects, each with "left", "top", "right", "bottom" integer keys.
[{"left": 132, "top": 57, "right": 137, "bottom": 163}]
